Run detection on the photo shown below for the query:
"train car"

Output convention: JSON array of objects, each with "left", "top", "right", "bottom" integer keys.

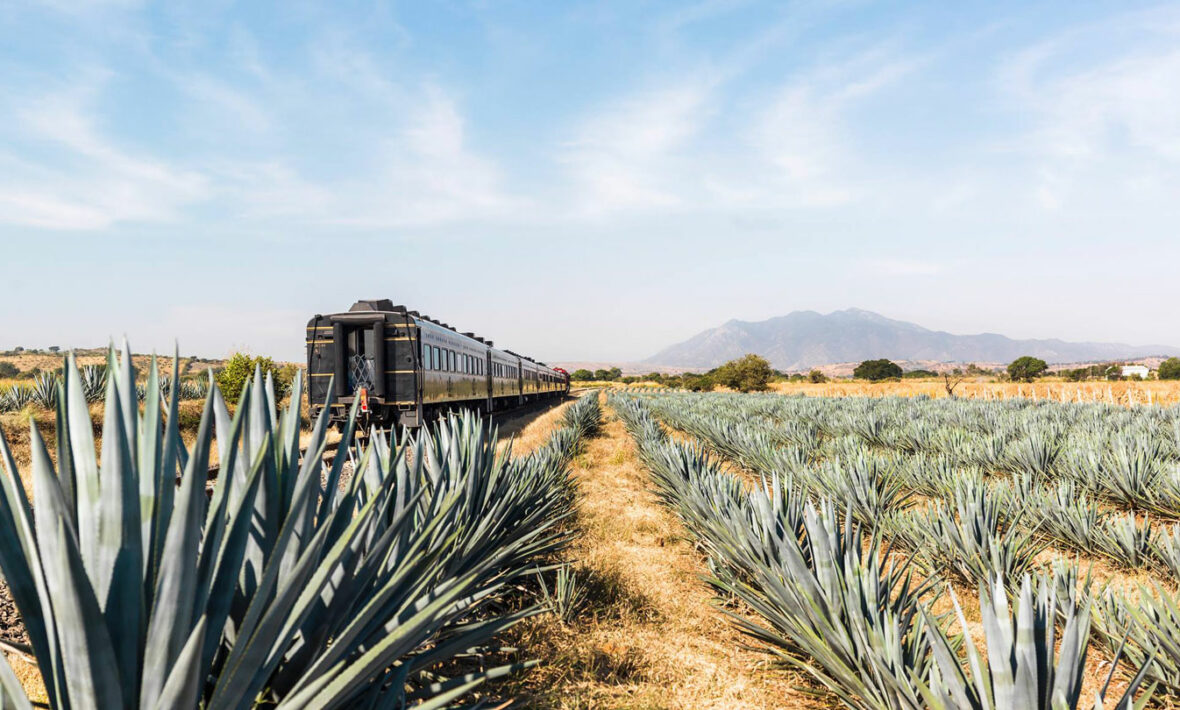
[{"left": 306, "top": 299, "right": 569, "bottom": 429}]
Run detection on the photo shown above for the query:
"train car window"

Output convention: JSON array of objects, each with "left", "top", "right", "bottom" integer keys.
[
  {"left": 434, "top": 346, "right": 441, "bottom": 370},
  {"left": 448, "top": 350, "right": 455, "bottom": 372}
]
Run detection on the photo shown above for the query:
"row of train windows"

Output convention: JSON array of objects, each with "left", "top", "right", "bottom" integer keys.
[
  {"left": 425, "top": 345, "right": 484, "bottom": 375},
  {"left": 421, "top": 344, "right": 560, "bottom": 383}
]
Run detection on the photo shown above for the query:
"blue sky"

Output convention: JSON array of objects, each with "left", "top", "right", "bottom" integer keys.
[{"left": 1, "top": 0, "right": 1178, "bottom": 363}]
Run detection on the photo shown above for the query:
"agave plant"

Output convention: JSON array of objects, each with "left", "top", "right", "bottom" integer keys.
[
  {"left": 0, "top": 345, "right": 585, "bottom": 708},
  {"left": 0, "top": 386, "right": 34, "bottom": 413},
  {"left": 1004, "top": 429, "right": 1063, "bottom": 479},
  {"left": 811, "top": 454, "right": 910, "bottom": 526},
  {"left": 713, "top": 501, "right": 939, "bottom": 710},
  {"left": 1093, "top": 513, "right": 1156, "bottom": 569},
  {"left": 29, "top": 372, "right": 58, "bottom": 409},
  {"left": 917, "top": 482, "right": 1046, "bottom": 587},
  {"left": 560, "top": 392, "right": 602, "bottom": 442},
  {"left": 1025, "top": 481, "right": 1102, "bottom": 554},
  {"left": 920, "top": 573, "right": 1154, "bottom": 709},
  {"left": 534, "top": 565, "right": 585, "bottom": 624},
  {"left": 77, "top": 364, "right": 107, "bottom": 403}
]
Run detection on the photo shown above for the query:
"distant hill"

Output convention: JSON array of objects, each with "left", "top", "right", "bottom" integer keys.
[{"left": 645, "top": 308, "right": 1177, "bottom": 371}]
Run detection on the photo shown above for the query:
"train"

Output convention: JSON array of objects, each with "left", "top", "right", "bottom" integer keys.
[{"left": 306, "top": 299, "right": 569, "bottom": 429}]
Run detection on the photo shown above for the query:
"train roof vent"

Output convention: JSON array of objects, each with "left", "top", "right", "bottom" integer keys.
[
  {"left": 485, "top": 340, "right": 494, "bottom": 347},
  {"left": 391, "top": 304, "right": 407, "bottom": 313},
  {"left": 350, "top": 299, "right": 395, "bottom": 312},
  {"left": 463, "top": 331, "right": 475, "bottom": 338},
  {"left": 408, "top": 310, "right": 420, "bottom": 317}
]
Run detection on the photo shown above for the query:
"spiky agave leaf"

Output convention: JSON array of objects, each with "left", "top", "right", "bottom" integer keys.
[{"left": 920, "top": 572, "right": 1154, "bottom": 710}]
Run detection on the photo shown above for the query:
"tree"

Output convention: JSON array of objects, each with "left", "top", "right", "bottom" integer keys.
[
  {"left": 680, "top": 373, "right": 714, "bottom": 391},
  {"left": 712, "top": 354, "right": 773, "bottom": 392},
  {"left": 943, "top": 372, "right": 965, "bottom": 397},
  {"left": 1159, "top": 358, "right": 1180, "bottom": 380},
  {"left": 902, "top": 369, "right": 937, "bottom": 378},
  {"left": 807, "top": 369, "right": 827, "bottom": 383},
  {"left": 571, "top": 369, "right": 594, "bottom": 381},
  {"left": 1007, "top": 356, "right": 1048, "bottom": 382},
  {"left": 853, "top": 359, "right": 903, "bottom": 381}
]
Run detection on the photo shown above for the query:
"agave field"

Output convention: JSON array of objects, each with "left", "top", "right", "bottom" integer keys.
[
  {"left": 607, "top": 390, "right": 1180, "bottom": 709},
  {"left": 0, "top": 347, "right": 602, "bottom": 708},
  {"left": 0, "top": 365, "right": 210, "bottom": 413}
]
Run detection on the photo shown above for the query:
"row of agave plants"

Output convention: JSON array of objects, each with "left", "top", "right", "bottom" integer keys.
[
  {"left": 644, "top": 392, "right": 1180, "bottom": 576},
  {"left": 644, "top": 394, "right": 1180, "bottom": 579},
  {"left": 669, "top": 391, "right": 1180, "bottom": 514},
  {"left": 0, "top": 346, "right": 599, "bottom": 709},
  {"left": 637, "top": 390, "right": 1180, "bottom": 700},
  {"left": 0, "top": 365, "right": 209, "bottom": 413},
  {"left": 611, "top": 393, "right": 1155, "bottom": 709}
]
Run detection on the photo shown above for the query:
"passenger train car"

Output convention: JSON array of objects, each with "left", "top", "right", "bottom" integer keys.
[{"left": 306, "top": 299, "right": 569, "bottom": 428}]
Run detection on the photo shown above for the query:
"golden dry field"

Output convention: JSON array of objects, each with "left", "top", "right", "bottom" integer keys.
[{"left": 770, "top": 378, "right": 1180, "bottom": 406}]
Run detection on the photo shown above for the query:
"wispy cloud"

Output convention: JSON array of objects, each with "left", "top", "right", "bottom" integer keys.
[
  {"left": 0, "top": 84, "right": 207, "bottom": 229},
  {"left": 562, "top": 84, "right": 712, "bottom": 213},
  {"left": 998, "top": 8, "right": 1180, "bottom": 208}
]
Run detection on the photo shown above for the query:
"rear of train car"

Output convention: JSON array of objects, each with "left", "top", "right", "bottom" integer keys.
[{"left": 306, "top": 299, "right": 569, "bottom": 429}]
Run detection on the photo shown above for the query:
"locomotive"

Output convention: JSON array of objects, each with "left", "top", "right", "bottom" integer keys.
[{"left": 306, "top": 299, "right": 569, "bottom": 429}]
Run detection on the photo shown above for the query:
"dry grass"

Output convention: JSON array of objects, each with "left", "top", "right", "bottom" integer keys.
[
  {"left": 0, "top": 351, "right": 225, "bottom": 382},
  {"left": 499, "top": 398, "right": 581, "bottom": 457},
  {"left": 769, "top": 379, "right": 1180, "bottom": 406},
  {"left": 496, "top": 399, "right": 828, "bottom": 709}
]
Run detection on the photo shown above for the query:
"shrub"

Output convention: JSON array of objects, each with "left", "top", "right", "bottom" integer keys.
[
  {"left": 712, "top": 354, "right": 772, "bottom": 392},
  {"left": 1159, "top": 357, "right": 1180, "bottom": 380},
  {"left": 1007, "top": 355, "right": 1048, "bottom": 382},
  {"left": 853, "top": 358, "right": 902, "bottom": 381},
  {"left": 807, "top": 369, "right": 827, "bottom": 383},
  {"left": 0, "top": 362, "right": 17, "bottom": 378},
  {"left": 216, "top": 352, "right": 293, "bottom": 404}
]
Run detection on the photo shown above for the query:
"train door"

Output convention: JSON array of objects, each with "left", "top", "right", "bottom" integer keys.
[
  {"left": 345, "top": 328, "right": 376, "bottom": 393},
  {"left": 331, "top": 319, "right": 386, "bottom": 400}
]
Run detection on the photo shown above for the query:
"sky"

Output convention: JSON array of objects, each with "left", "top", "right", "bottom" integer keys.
[{"left": 1, "top": 0, "right": 1178, "bottom": 363}]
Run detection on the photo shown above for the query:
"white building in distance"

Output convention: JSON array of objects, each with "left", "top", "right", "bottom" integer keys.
[{"left": 1122, "top": 365, "right": 1150, "bottom": 379}]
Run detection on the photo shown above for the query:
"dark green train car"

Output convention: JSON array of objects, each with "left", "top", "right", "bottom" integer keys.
[{"left": 306, "top": 299, "right": 569, "bottom": 429}]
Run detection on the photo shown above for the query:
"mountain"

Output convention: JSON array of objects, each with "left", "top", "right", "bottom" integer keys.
[{"left": 645, "top": 309, "right": 1177, "bottom": 371}]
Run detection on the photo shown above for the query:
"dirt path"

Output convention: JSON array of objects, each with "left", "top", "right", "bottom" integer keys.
[{"left": 499, "top": 400, "right": 826, "bottom": 709}]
